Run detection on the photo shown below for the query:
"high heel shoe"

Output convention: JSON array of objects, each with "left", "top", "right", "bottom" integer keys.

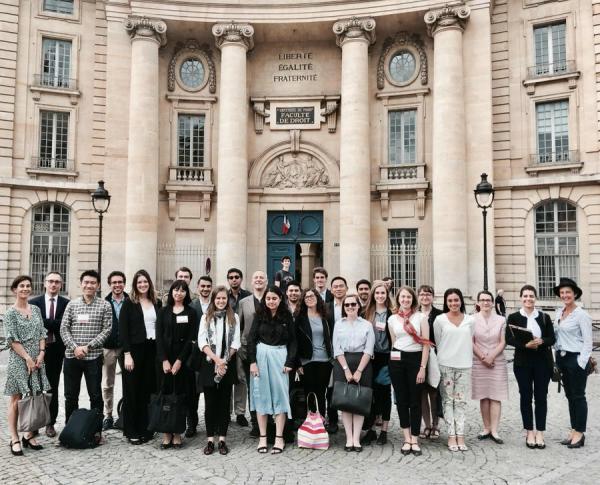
[
  {"left": 22, "top": 435, "right": 43, "bottom": 451},
  {"left": 9, "top": 440, "right": 23, "bottom": 456},
  {"left": 567, "top": 434, "right": 585, "bottom": 449},
  {"left": 257, "top": 435, "right": 268, "bottom": 454}
]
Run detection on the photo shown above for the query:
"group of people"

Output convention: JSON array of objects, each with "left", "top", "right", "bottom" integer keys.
[{"left": 3, "top": 257, "right": 594, "bottom": 458}]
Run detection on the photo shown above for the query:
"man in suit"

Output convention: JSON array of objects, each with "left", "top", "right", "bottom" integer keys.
[
  {"left": 186, "top": 275, "right": 212, "bottom": 437},
  {"left": 313, "top": 267, "right": 334, "bottom": 303},
  {"left": 236, "top": 270, "right": 267, "bottom": 436},
  {"left": 29, "top": 271, "right": 69, "bottom": 437}
]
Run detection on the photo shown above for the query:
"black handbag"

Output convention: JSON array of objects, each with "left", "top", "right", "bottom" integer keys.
[
  {"left": 147, "top": 376, "right": 187, "bottom": 434},
  {"left": 331, "top": 381, "right": 372, "bottom": 417}
]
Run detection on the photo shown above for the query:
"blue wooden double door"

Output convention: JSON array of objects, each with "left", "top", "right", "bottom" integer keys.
[{"left": 266, "top": 211, "right": 323, "bottom": 285}]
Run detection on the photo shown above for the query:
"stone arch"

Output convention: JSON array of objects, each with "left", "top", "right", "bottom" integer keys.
[{"left": 249, "top": 141, "right": 339, "bottom": 190}]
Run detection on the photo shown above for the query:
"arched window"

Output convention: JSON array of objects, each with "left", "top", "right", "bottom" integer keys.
[
  {"left": 30, "top": 203, "right": 70, "bottom": 293},
  {"left": 535, "top": 200, "right": 578, "bottom": 299}
]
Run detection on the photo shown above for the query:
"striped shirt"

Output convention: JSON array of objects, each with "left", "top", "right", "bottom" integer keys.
[{"left": 60, "top": 296, "right": 113, "bottom": 360}]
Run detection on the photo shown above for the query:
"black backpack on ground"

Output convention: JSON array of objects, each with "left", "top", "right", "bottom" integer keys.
[{"left": 59, "top": 408, "right": 103, "bottom": 449}]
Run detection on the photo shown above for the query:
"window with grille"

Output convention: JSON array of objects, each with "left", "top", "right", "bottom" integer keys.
[
  {"left": 388, "top": 229, "right": 418, "bottom": 289},
  {"left": 43, "top": 0, "right": 74, "bottom": 15},
  {"left": 177, "top": 114, "right": 205, "bottom": 167},
  {"left": 535, "top": 200, "right": 578, "bottom": 299},
  {"left": 388, "top": 110, "right": 416, "bottom": 165},
  {"left": 39, "top": 111, "right": 69, "bottom": 168},
  {"left": 30, "top": 204, "right": 70, "bottom": 294},
  {"left": 536, "top": 100, "right": 569, "bottom": 163},
  {"left": 41, "top": 38, "right": 72, "bottom": 88},
  {"left": 534, "top": 21, "right": 566, "bottom": 75}
]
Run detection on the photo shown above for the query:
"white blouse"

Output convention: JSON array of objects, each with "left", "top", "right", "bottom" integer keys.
[
  {"left": 198, "top": 313, "right": 241, "bottom": 360},
  {"left": 388, "top": 312, "right": 425, "bottom": 352},
  {"left": 433, "top": 313, "right": 475, "bottom": 369},
  {"left": 142, "top": 304, "right": 157, "bottom": 340}
]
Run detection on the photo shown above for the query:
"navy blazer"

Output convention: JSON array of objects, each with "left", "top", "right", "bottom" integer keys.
[{"left": 29, "top": 294, "right": 69, "bottom": 347}]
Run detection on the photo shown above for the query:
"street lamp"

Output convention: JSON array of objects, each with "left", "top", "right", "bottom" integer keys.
[
  {"left": 91, "top": 180, "right": 111, "bottom": 289},
  {"left": 474, "top": 173, "right": 495, "bottom": 291}
]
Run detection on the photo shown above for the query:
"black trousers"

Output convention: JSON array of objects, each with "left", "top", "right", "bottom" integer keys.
[
  {"left": 187, "top": 381, "right": 201, "bottom": 430},
  {"left": 204, "top": 382, "right": 233, "bottom": 437},
  {"left": 389, "top": 351, "right": 423, "bottom": 437},
  {"left": 556, "top": 351, "right": 589, "bottom": 432},
  {"left": 122, "top": 340, "right": 157, "bottom": 439},
  {"left": 513, "top": 359, "right": 551, "bottom": 431},
  {"left": 44, "top": 341, "right": 65, "bottom": 425},
  {"left": 364, "top": 353, "right": 392, "bottom": 429},
  {"left": 63, "top": 356, "right": 103, "bottom": 424},
  {"left": 300, "top": 361, "right": 332, "bottom": 417}
]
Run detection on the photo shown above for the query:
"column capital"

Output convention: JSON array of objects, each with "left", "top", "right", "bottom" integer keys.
[
  {"left": 424, "top": 4, "right": 471, "bottom": 37},
  {"left": 333, "top": 17, "right": 376, "bottom": 47},
  {"left": 124, "top": 16, "right": 167, "bottom": 46},
  {"left": 212, "top": 22, "right": 255, "bottom": 51}
]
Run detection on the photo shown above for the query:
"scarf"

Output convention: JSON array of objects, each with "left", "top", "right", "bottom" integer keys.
[{"left": 398, "top": 308, "right": 435, "bottom": 347}]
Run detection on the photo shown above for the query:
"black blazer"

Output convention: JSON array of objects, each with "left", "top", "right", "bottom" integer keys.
[
  {"left": 506, "top": 310, "right": 555, "bottom": 369},
  {"left": 426, "top": 306, "right": 444, "bottom": 347},
  {"left": 104, "top": 292, "right": 129, "bottom": 349},
  {"left": 118, "top": 298, "right": 162, "bottom": 353},
  {"left": 295, "top": 311, "right": 333, "bottom": 364},
  {"left": 29, "top": 294, "right": 69, "bottom": 347},
  {"left": 155, "top": 305, "right": 199, "bottom": 364}
]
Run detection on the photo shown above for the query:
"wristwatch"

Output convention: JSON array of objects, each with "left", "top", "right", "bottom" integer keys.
[{"left": 342, "top": 365, "right": 349, "bottom": 371}]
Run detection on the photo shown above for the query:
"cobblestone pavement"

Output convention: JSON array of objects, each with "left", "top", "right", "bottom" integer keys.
[{"left": 1, "top": 350, "right": 599, "bottom": 484}]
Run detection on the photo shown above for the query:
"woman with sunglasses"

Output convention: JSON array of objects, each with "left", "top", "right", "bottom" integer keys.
[
  {"left": 471, "top": 290, "right": 508, "bottom": 444},
  {"left": 331, "top": 294, "right": 375, "bottom": 452},
  {"left": 433, "top": 288, "right": 475, "bottom": 452},
  {"left": 506, "top": 285, "right": 555, "bottom": 449},
  {"left": 388, "top": 286, "right": 431, "bottom": 456},
  {"left": 295, "top": 289, "right": 333, "bottom": 420},
  {"left": 155, "top": 280, "right": 199, "bottom": 449}
]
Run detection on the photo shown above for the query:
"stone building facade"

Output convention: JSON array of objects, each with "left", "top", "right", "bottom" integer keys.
[{"left": 0, "top": 0, "right": 599, "bottom": 312}]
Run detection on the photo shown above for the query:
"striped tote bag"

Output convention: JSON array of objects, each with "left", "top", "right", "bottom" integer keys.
[{"left": 297, "top": 392, "right": 329, "bottom": 450}]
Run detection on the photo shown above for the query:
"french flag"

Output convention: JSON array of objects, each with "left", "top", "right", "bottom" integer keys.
[{"left": 282, "top": 214, "right": 291, "bottom": 235}]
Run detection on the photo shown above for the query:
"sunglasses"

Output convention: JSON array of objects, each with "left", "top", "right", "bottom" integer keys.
[
  {"left": 228, "top": 275, "right": 241, "bottom": 280},
  {"left": 344, "top": 302, "right": 358, "bottom": 308}
]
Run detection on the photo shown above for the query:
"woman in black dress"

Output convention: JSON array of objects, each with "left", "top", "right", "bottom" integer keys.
[
  {"left": 119, "top": 269, "right": 161, "bottom": 444},
  {"left": 155, "top": 280, "right": 199, "bottom": 449}
]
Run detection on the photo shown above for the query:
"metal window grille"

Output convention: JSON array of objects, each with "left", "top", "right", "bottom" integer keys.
[
  {"left": 534, "top": 22, "right": 566, "bottom": 75},
  {"left": 536, "top": 100, "right": 569, "bottom": 163},
  {"left": 43, "top": 0, "right": 74, "bottom": 15},
  {"left": 39, "top": 111, "right": 69, "bottom": 169},
  {"left": 156, "top": 243, "right": 215, "bottom": 294},
  {"left": 535, "top": 200, "right": 578, "bottom": 299},
  {"left": 41, "top": 38, "right": 72, "bottom": 88},
  {"left": 388, "top": 110, "right": 416, "bottom": 165},
  {"left": 30, "top": 204, "right": 70, "bottom": 294},
  {"left": 177, "top": 114, "right": 205, "bottom": 167}
]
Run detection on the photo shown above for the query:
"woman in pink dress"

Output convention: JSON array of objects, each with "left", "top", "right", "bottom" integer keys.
[{"left": 472, "top": 290, "right": 508, "bottom": 444}]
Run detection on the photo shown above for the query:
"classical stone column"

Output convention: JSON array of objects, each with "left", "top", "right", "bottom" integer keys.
[
  {"left": 212, "top": 22, "right": 254, "bottom": 284},
  {"left": 333, "top": 17, "right": 375, "bottom": 288},
  {"left": 123, "top": 17, "right": 166, "bottom": 281},
  {"left": 425, "top": 5, "right": 471, "bottom": 294}
]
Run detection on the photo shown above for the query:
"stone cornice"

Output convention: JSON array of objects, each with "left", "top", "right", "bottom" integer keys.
[
  {"left": 424, "top": 4, "right": 471, "bottom": 36},
  {"left": 333, "top": 17, "right": 376, "bottom": 47},
  {"left": 124, "top": 16, "right": 167, "bottom": 46},
  {"left": 212, "top": 22, "right": 255, "bottom": 51}
]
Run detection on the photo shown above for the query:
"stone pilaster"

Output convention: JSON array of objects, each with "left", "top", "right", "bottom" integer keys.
[
  {"left": 425, "top": 4, "right": 470, "bottom": 294},
  {"left": 333, "top": 17, "right": 375, "bottom": 288},
  {"left": 123, "top": 17, "right": 167, "bottom": 281},
  {"left": 213, "top": 22, "right": 254, "bottom": 284}
]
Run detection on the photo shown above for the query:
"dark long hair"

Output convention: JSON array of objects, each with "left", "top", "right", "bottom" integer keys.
[
  {"left": 130, "top": 269, "right": 157, "bottom": 304},
  {"left": 167, "top": 280, "right": 192, "bottom": 307},
  {"left": 299, "top": 288, "right": 328, "bottom": 320},
  {"left": 258, "top": 285, "right": 293, "bottom": 324},
  {"left": 442, "top": 288, "right": 466, "bottom": 313},
  {"left": 205, "top": 286, "right": 236, "bottom": 328}
]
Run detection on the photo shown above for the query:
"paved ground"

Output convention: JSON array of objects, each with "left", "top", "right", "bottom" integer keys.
[{"left": 1, "top": 349, "right": 599, "bottom": 484}]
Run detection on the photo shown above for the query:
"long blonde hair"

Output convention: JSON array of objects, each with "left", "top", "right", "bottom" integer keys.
[
  {"left": 204, "top": 286, "right": 236, "bottom": 327},
  {"left": 363, "top": 282, "right": 394, "bottom": 323}
]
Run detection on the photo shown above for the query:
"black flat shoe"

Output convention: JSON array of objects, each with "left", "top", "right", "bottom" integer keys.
[
  {"left": 172, "top": 442, "right": 182, "bottom": 449},
  {"left": 490, "top": 434, "right": 504, "bottom": 445},
  {"left": 203, "top": 441, "right": 215, "bottom": 455},
  {"left": 536, "top": 441, "right": 546, "bottom": 449},
  {"left": 9, "top": 441, "right": 23, "bottom": 456},
  {"left": 401, "top": 442, "right": 412, "bottom": 455},
  {"left": 560, "top": 438, "right": 572, "bottom": 445},
  {"left": 344, "top": 445, "right": 354, "bottom": 452},
  {"left": 526, "top": 439, "right": 537, "bottom": 449},
  {"left": 567, "top": 434, "right": 585, "bottom": 449},
  {"left": 411, "top": 443, "right": 422, "bottom": 456},
  {"left": 354, "top": 446, "right": 363, "bottom": 453},
  {"left": 360, "top": 429, "right": 377, "bottom": 445},
  {"left": 160, "top": 440, "right": 173, "bottom": 449},
  {"left": 376, "top": 431, "right": 387, "bottom": 446},
  {"left": 477, "top": 432, "right": 491, "bottom": 440},
  {"left": 22, "top": 435, "right": 43, "bottom": 450},
  {"left": 218, "top": 440, "right": 229, "bottom": 455}
]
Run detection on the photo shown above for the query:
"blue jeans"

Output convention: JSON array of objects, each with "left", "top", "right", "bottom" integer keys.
[
  {"left": 63, "top": 356, "right": 104, "bottom": 424},
  {"left": 556, "top": 351, "right": 588, "bottom": 432}
]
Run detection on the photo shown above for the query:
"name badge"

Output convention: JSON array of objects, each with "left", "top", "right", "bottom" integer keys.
[
  {"left": 176, "top": 315, "right": 189, "bottom": 324},
  {"left": 77, "top": 314, "right": 90, "bottom": 323},
  {"left": 390, "top": 351, "right": 401, "bottom": 361},
  {"left": 375, "top": 321, "right": 386, "bottom": 331}
]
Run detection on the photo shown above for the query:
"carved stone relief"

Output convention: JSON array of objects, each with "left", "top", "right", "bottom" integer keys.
[{"left": 262, "top": 153, "right": 330, "bottom": 189}]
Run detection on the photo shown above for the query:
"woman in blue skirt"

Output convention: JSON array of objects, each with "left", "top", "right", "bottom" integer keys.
[{"left": 248, "top": 285, "right": 297, "bottom": 455}]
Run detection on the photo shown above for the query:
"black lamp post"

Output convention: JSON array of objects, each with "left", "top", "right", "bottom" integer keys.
[
  {"left": 91, "top": 180, "right": 111, "bottom": 289},
  {"left": 474, "top": 173, "right": 495, "bottom": 291}
]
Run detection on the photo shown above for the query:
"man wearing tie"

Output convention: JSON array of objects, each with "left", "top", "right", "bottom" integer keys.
[{"left": 29, "top": 271, "right": 70, "bottom": 437}]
